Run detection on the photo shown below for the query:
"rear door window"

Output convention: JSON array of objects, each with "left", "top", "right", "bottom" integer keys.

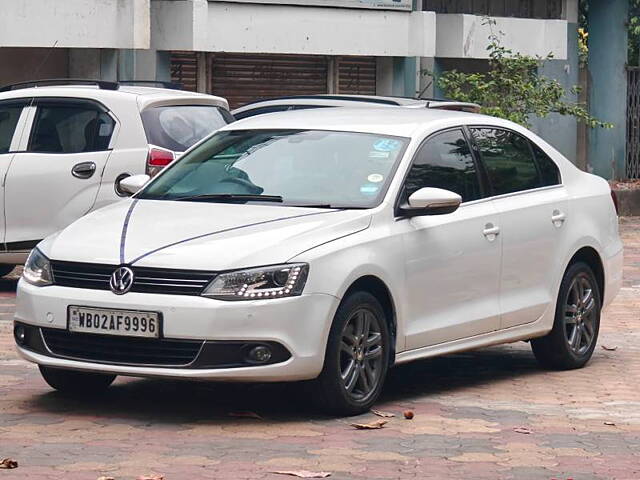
[
  {"left": 0, "top": 103, "right": 25, "bottom": 153},
  {"left": 531, "top": 143, "right": 561, "bottom": 186},
  {"left": 471, "top": 128, "right": 541, "bottom": 196},
  {"left": 141, "top": 105, "right": 232, "bottom": 152},
  {"left": 28, "top": 102, "right": 115, "bottom": 154}
]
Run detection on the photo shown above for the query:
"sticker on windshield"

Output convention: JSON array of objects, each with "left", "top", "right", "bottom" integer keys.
[
  {"left": 367, "top": 174, "right": 384, "bottom": 183},
  {"left": 373, "top": 139, "right": 402, "bottom": 152},
  {"left": 368, "top": 151, "right": 390, "bottom": 159},
  {"left": 360, "top": 184, "right": 380, "bottom": 195}
]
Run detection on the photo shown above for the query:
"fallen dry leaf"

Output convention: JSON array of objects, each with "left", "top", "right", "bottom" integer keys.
[
  {"left": 604, "top": 421, "right": 616, "bottom": 426},
  {"left": 229, "top": 411, "right": 263, "bottom": 420},
  {"left": 513, "top": 427, "right": 532, "bottom": 434},
  {"left": 136, "top": 475, "right": 164, "bottom": 480},
  {"left": 350, "top": 419, "right": 388, "bottom": 430},
  {"left": 403, "top": 410, "right": 415, "bottom": 420},
  {"left": 601, "top": 345, "right": 618, "bottom": 351},
  {"left": 0, "top": 458, "right": 18, "bottom": 469},
  {"left": 272, "top": 470, "right": 331, "bottom": 478},
  {"left": 371, "top": 409, "right": 395, "bottom": 418}
]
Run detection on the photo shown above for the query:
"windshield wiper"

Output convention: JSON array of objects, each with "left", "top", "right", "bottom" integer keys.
[{"left": 173, "top": 194, "right": 283, "bottom": 203}]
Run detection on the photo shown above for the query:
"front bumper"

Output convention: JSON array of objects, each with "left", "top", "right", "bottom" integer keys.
[{"left": 15, "top": 280, "right": 340, "bottom": 382}]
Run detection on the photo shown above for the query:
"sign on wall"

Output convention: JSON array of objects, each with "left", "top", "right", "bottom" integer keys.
[{"left": 209, "top": 0, "right": 412, "bottom": 10}]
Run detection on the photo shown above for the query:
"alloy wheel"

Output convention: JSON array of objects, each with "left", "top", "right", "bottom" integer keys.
[
  {"left": 339, "top": 307, "right": 384, "bottom": 402},
  {"left": 563, "top": 273, "right": 598, "bottom": 355}
]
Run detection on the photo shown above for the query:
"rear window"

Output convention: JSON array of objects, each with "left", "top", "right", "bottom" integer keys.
[{"left": 141, "top": 105, "right": 232, "bottom": 152}]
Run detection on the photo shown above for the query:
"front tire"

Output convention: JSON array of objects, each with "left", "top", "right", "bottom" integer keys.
[
  {"left": 310, "top": 291, "right": 390, "bottom": 416},
  {"left": 39, "top": 366, "right": 116, "bottom": 394},
  {"left": 531, "top": 261, "right": 601, "bottom": 370}
]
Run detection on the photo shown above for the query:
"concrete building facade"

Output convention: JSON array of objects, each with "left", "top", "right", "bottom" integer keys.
[{"left": 0, "top": 0, "right": 626, "bottom": 178}]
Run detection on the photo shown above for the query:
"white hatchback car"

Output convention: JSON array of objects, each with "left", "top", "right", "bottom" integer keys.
[
  {"left": 0, "top": 79, "right": 231, "bottom": 275},
  {"left": 14, "top": 108, "right": 623, "bottom": 415}
]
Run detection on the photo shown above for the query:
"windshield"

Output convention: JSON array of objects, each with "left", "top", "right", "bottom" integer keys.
[
  {"left": 138, "top": 129, "right": 408, "bottom": 208},
  {"left": 141, "top": 105, "right": 233, "bottom": 152}
]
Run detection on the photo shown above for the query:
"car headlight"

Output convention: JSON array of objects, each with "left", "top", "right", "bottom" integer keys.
[
  {"left": 202, "top": 263, "right": 308, "bottom": 300},
  {"left": 23, "top": 248, "right": 53, "bottom": 286}
]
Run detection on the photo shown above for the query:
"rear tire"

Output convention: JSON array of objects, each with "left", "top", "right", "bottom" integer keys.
[
  {"left": 531, "top": 261, "right": 601, "bottom": 370},
  {"left": 310, "top": 291, "right": 390, "bottom": 416},
  {"left": 39, "top": 366, "right": 116, "bottom": 394},
  {"left": 0, "top": 264, "right": 16, "bottom": 277}
]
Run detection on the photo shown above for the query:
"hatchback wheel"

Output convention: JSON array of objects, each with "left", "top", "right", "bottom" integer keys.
[
  {"left": 39, "top": 366, "right": 116, "bottom": 394},
  {"left": 531, "top": 262, "right": 601, "bottom": 370},
  {"left": 311, "top": 291, "right": 390, "bottom": 415}
]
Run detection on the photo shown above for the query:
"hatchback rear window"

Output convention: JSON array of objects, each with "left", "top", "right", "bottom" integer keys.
[{"left": 141, "top": 105, "right": 232, "bottom": 152}]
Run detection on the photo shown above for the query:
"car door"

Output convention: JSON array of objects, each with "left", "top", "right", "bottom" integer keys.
[
  {"left": 396, "top": 128, "right": 502, "bottom": 350},
  {"left": 0, "top": 99, "right": 30, "bottom": 245},
  {"left": 469, "top": 127, "right": 569, "bottom": 329},
  {"left": 4, "top": 98, "right": 116, "bottom": 247}
]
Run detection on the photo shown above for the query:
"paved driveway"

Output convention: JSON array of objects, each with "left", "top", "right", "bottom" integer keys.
[{"left": 1, "top": 218, "right": 639, "bottom": 480}]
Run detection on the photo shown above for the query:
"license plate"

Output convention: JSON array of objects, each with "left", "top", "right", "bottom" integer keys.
[{"left": 68, "top": 306, "right": 161, "bottom": 338}]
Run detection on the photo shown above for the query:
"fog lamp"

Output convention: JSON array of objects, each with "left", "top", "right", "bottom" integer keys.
[
  {"left": 14, "top": 324, "right": 26, "bottom": 345},
  {"left": 247, "top": 345, "right": 272, "bottom": 363}
]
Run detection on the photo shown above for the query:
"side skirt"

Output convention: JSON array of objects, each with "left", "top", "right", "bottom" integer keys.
[{"left": 394, "top": 320, "right": 552, "bottom": 365}]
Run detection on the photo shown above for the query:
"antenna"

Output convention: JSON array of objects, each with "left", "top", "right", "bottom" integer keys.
[
  {"left": 32, "top": 40, "right": 59, "bottom": 81},
  {"left": 417, "top": 79, "right": 433, "bottom": 100}
]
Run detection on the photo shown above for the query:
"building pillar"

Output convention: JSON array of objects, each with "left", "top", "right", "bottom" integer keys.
[
  {"left": 68, "top": 49, "right": 118, "bottom": 81},
  {"left": 392, "top": 57, "right": 417, "bottom": 97},
  {"left": 588, "top": 0, "right": 628, "bottom": 179}
]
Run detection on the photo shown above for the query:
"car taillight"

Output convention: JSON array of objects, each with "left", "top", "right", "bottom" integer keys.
[
  {"left": 146, "top": 146, "right": 175, "bottom": 177},
  {"left": 611, "top": 189, "right": 619, "bottom": 216}
]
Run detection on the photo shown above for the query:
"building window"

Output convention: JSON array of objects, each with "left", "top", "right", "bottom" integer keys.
[{"left": 422, "top": 0, "right": 563, "bottom": 20}]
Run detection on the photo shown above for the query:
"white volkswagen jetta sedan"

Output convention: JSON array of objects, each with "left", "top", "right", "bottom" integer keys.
[{"left": 14, "top": 108, "right": 623, "bottom": 415}]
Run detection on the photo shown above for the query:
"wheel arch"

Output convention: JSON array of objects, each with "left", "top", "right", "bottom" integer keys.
[
  {"left": 343, "top": 275, "right": 397, "bottom": 365},
  {"left": 566, "top": 246, "right": 605, "bottom": 302}
]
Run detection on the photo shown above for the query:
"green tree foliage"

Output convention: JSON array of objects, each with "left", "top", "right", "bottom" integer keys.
[
  {"left": 428, "top": 18, "right": 612, "bottom": 129},
  {"left": 629, "top": 0, "right": 640, "bottom": 65}
]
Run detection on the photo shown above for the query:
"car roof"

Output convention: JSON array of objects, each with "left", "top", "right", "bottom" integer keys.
[
  {"left": 0, "top": 84, "right": 229, "bottom": 110},
  {"left": 222, "top": 106, "right": 502, "bottom": 138}
]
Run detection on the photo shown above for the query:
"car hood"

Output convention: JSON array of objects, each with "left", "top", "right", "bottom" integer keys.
[{"left": 40, "top": 199, "right": 371, "bottom": 270}]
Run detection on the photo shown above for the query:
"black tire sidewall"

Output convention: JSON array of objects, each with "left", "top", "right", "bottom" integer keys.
[
  {"left": 533, "top": 261, "right": 602, "bottom": 369},
  {"left": 315, "top": 291, "right": 391, "bottom": 415},
  {"left": 39, "top": 365, "right": 116, "bottom": 393}
]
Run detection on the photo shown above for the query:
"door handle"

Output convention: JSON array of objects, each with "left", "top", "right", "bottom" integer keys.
[
  {"left": 72, "top": 161, "right": 96, "bottom": 179},
  {"left": 483, "top": 223, "right": 500, "bottom": 241},
  {"left": 551, "top": 210, "right": 566, "bottom": 227}
]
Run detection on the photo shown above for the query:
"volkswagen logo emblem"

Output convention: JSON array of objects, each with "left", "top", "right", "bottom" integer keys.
[{"left": 110, "top": 266, "right": 134, "bottom": 295}]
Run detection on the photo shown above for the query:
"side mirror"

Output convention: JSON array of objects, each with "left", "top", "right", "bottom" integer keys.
[
  {"left": 400, "top": 187, "right": 462, "bottom": 216},
  {"left": 118, "top": 174, "right": 150, "bottom": 196}
]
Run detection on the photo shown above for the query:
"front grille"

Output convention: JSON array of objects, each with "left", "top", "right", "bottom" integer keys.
[
  {"left": 41, "top": 328, "right": 203, "bottom": 366},
  {"left": 50, "top": 261, "right": 216, "bottom": 295}
]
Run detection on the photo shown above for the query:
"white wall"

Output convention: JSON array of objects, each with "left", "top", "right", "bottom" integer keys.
[
  {"left": 436, "top": 14, "right": 568, "bottom": 60},
  {"left": 0, "top": 0, "right": 150, "bottom": 49},
  {"left": 152, "top": 0, "right": 436, "bottom": 57}
]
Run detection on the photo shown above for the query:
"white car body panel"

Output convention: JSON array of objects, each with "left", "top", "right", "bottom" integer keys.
[{"left": 15, "top": 107, "right": 623, "bottom": 382}]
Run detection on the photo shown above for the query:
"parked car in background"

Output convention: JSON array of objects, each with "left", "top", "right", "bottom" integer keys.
[
  {"left": 231, "top": 94, "right": 480, "bottom": 120},
  {"left": 0, "top": 79, "right": 231, "bottom": 275},
  {"left": 14, "top": 107, "right": 622, "bottom": 415}
]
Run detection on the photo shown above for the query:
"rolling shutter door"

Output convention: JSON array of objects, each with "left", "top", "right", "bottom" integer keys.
[
  {"left": 337, "top": 56, "right": 377, "bottom": 95},
  {"left": 209, "top": 53, "right": 328, "bottom": 109},
  {"left": 170, "top": 52, "right": 198, "bottom": 92}
]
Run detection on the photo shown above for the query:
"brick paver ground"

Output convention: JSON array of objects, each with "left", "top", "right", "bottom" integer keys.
[{"left": 1, "top": 218, "right": 639, "bottom": 480}]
